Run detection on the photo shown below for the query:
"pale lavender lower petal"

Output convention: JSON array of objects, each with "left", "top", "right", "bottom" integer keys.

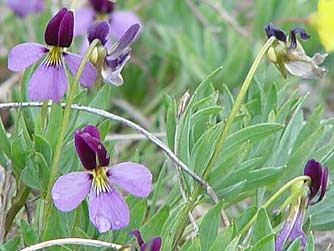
[
  {"left": 74, "top": 8, "right": 95, "bottom": 36},
  {"left": 51, "top": 172, "right": 92, "bottom": 212},
  {"left": 63, "top": 52, "right": 97, "bottom": 87},
  {"left": 8, "top": 43, "right": 47, "bottom": 71},
  {"left": 79, "top": 39, "right": 89, "bottom": 55},
  {"left": 109, "top": 11, "right": 141, "bottom": 40},
  {"left": 28, "top": 63, "right": 67, "bottom": 102},
  {"left": 88, "top": 188, "right": 129, "bottom": 232},
  {"left": 289, "top": 210, "right": 307, "bottom": 246},
  {"left": 107, "top": 162, "right": 152, "bottom": 197}
]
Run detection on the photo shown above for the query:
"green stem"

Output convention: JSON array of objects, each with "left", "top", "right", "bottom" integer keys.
[
  {"left": 201, "top": 36, "right": 275, "bottom": 180},
  {"left": 42, "top": 39, "right": 99, "bottom": 234},
  {"left": 172, "top": 37, "right": 275, "bottom": 249},
  {"left": 238, "top": 175, "right": 310, "bottom": 236},
  {"left": 40, "top": 100, "right": 49, "bottom": 131},
  {"left": 5, "top": 185, "right": 31, "bottom": 234}
]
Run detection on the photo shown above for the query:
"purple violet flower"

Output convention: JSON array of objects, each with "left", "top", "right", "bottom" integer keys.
[
  {"left": 129, "top": 230, "right": 161, "bottom": 251},
  {"left": 51, "top": 125, "right": 152, "bottom": 232},
  {"left": 8, "top": 8, "right": 97, "bottom": 102},
  {"left": 275, "top": 159, "right": 328, "bottom": 250},
  {"left": 87, "top": 20, "right": 140, "bottom": 85},
  {"left": 6, "top": 0, "right": 44, "bottom": 17},
  {"left": 74, "top": 0, "right": 141, "bottom": 40}
]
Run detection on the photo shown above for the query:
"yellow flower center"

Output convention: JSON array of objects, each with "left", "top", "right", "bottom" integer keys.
[
  {"left": 45, "top": 46, "right": 63, "bottom": 67},
  {"left": 91, "top": 167, "right": 111, "bottom": 195}
]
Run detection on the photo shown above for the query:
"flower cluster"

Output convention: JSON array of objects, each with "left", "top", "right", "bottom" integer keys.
[
  {"left": 265, "top": 23, "right": 327, "bottom": 79},
  {"left": 275, "top": 159, "right": 328, "bottom": 251},
  {"left": 7, "top": 0, "right": 44, "bottom": 17},
  {"left": 51, "top": 125, "right": 152, "bottom": 232},
  {"left": 8, "top": 8, "right": 97, "bottom": 102}
]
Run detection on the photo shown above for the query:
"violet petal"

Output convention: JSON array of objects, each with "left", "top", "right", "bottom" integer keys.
[
  {"left": 90, "top": 0, "right": 115, "bottom": 14},
  {"left": 141, "top": 237, "right": 162, "bottom": 251},
  {"left": 8, "top": 43, "right": 47, "bottom": 71},
  {"left": 88, "top": 187, "right": 129, "bottom": 232},
  {"left": 107, "top": 162, "right": 152, "bottom": 197},
  {"left": 110, "top": 22, "right": 141, "bottom": 59},
  {"left": 264, "top": 23, "right": 286, "bottom": 42},
  {"left": 28, "top": 63, "right": 67, "bottom": 102},
  {"left": 76, "top": 131, "right": 110, "bottom": 168},
  {"left": 44, "top": 8, "right": 68, "bottom": 46},
  {"left": 289, "top": 210, "right": 307, "bottom": 247},
  {"left": 51, "top": 172, "right": 91, "bottom": 212},
  {"left": 74, "top": 7, "right": 95, "bottom": 35},
  {"left": 63, "top": 52, "right": 97, "bottom": 87},
  {"left": 289, "top": 27, "right": 310, "bottom": 50},
  {"left": 74, "top": 129, "right": 97, "bottom": 170},
  {"left": 304, "top": 159, "right": 322, "bottom": 201},
  {"left": 82, "top": 125, "right": 100, "bottom": 139},
  {"left": 88, "top": 20, "right": 110, "bottom": 45},
  {"left": 7, "top": 0, "right": 44, "bottom": 17},
  {"left": 110, "top": 11, "right": 141, "bottom": 41},
  {"left": 129, "top": 229, "right": 144, "bottom": 246},
  {"left": 312, "top": 166, "right": 328, "bottom": 204},
  {"left": 58, "top": 10, "right": 74, "bottom": 47}
]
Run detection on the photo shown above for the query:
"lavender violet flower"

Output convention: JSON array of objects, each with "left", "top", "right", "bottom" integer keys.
[
  {"left": 275, "top": 159, "right": 328, "bottom": 251},
  {"left": 8, "top": 8, "right": 97, "bottom": 102},
  {"left": 87, "top": 20, "right": 140, "bottom": 85},
  {"left": 51, "top": 125, "right": 152, "bottom": 232}
]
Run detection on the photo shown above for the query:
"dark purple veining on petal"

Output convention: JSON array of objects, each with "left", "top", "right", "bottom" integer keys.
[
  {"left": 264, "top": 23, "right": 286, "bottom": 42},
  {"left": 87, "top": 20, "right": 110, "bottom": 45},
  {"left": 106, "top": 51, "right": 129, "bottom": 69},
  {"left": 289, "top": 27, "right": 310, "bottom": 49},
  {"left": 44, "top": 8, "right": 74, "bottom": 47}
]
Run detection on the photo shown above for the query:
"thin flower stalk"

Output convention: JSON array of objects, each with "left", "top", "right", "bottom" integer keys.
[
  {"left": 171, "top": 36, "right": 276, "bottom": 249},
  {"left": 42, "top": 39, "right": 100, "bottom": 234}
]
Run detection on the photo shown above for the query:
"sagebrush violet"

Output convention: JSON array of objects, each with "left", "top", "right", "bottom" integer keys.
[
  {"left": 51, "top": 125, "right": 152, "bottom": 232},
  {"left": 8, "top": 8, "right": 97, "bottom": 102}
]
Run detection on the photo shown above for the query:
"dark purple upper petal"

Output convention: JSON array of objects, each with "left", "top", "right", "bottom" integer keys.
[
  {"left": 89, "top": 0, "right": 115, "bottom": 14},
  {"left": 311, "top": 166, "right": 328, "bottom": 205},
  {"left": 129, "top": 229, "right": 144, "bottom": 247},
  {"left": 289, "top": 27, "right": 310, "bottom": 49},
  {"left": 74, "top": 129, "right": 97, "bottom": 169},
  {"left": 74, "top": 125, "right": 110, "bottom": 170},
  {"left": 304, "top": 159, "right": 323, "bottom": 202},
  {"left": 264, "top": 23, "right": 286, "bottom": 42},
  {"left": 140, "top": 237, "right": 161, "bottom": 251},
  {"left": 87, "top": 20, "right": 110, "bottom": 45},
  {"left": 44, "top": 8, "right": 74, "bottom": 47}
]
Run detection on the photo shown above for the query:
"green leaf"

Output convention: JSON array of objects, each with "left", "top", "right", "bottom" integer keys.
[
  {"left": 0, "top": 118, "right": 11, "bottom": 158},
  {"left": 21, "top": 220, "right": 38, "bottom": 246},
  {"left": 250, "top": 208, "right": 274, "bottom": 251},
  {"left": 209, "top": 224, "right": 235, "bottom": 251},
  {"left": 224, "top": 235, "right": 240, "bottom": 251},
  {"left": 199, "top": 201, "right": 224, "bottom": 251},
  {"left": 0, "top": 236, "right": 21, "bottom": 251},
  {"left": 286, "top": 238, "right": 301, "bottom": 251},
  {"left": 141, "top": 206, "right": 169, "bottom": 241},
  {"left": 33, "top": 134, "right": 52, "bottom": 166}
]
